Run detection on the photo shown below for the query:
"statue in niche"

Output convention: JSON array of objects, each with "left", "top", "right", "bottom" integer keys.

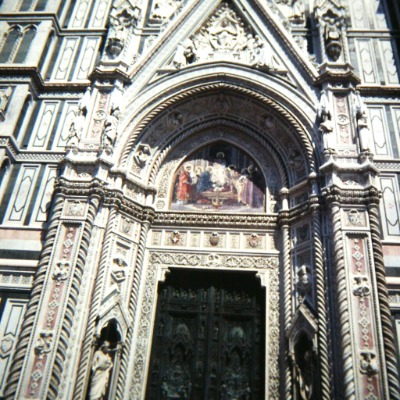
[
  {"left": 323, "top": 11, "right": 343, "bottom": 61},
  {"left": 67, "top": 109, "right": 85, "bottom": 147},
  {"left": 317, "top": 90, "right": 335, "bottom": 155},
  {"left": 296, "top": 264, "right": 312, "bottom": 297},
  {"left": 89, "top": 341, "right": 113, "bottom": 400},
  {"left": 294, "top": 334, "right": 315, "bottom": 400},
  {"left": 354, "top": 91, "right": 371, "bottom": 153},
  {"left": 102, "top": 107, "right": 120, "bottom": 148},
  {"left": 67, "top": 88, "right": 91, "bottom": 147},
  {"left": 106, "top": 1, "right": 141, "bottom": 58}
]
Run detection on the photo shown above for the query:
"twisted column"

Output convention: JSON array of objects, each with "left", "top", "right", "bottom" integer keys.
[
  {"left": 330, "top": 203, "right": 356, "bottom": 400},
  {"left": 368, "top": 204, "right": 400, "bottom": 399},
  {"left": 282, "top": 222, "right": 293, "bottom": 400},
  {"left": 3, "top": 195, "right": 65, "bottom": 399},
  {"left": 73, "top": 206, "right": 116, "bottom": 399},
  {"left": 116, "top": 214, "right": 152, "bottom": 400},
  {"left": 311, "top": 206, "right": 331, "bottom": 399},
  {"left": 48, "top": 196, "right": 100, "bottom": 399}
]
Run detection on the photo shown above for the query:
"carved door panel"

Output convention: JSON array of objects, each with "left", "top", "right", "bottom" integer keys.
[{"left": 145, "top": 269, "right": 265, "bottom": 400}]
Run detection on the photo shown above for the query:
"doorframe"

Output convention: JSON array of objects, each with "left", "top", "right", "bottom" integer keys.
[{"left": 127, "top": 249, "right": 280, "bottom": 399}]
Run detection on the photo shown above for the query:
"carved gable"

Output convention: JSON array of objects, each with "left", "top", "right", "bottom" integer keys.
[{"left": 168, "top": 2, "right": 280, "bottom": 71}]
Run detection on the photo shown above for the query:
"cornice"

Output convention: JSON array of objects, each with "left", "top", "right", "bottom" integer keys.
[
  {"left": 322, "top": 184, "right": 381, "bottom": 206},
  {"left": 153, "top": 211, "right": 277, "bottom": 229},
  {"left": 0, "top": 66, "right": 90, "bottom": 94}
]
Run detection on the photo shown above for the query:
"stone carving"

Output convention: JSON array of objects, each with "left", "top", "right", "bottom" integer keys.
[
  {"left": 66, "top": 200, "right": 85, "bottom": 216},
  {"left": 67, "top": 89, "right": 91, "bottom": 148},
  {"left": 297, "top": 264, "right": 312, "bottom": 297},
  {"left": 360, "top": 351, "right": 378, "bottom": 375},
  {"left": 171, "top": 3, "right": 277, "bottom": 70},
  {"left": 133, "top": 144, "right": 151, "bottom": 167},
  {"left": 52, "top": 261, "right": 70, "bottom": 285},
  {"left": 170, "top": 230, "right": 182, "bottom": 245},
  {"left": 354, "top": 91, "right": 371, "bottom": 154},
  {"left": 35, "top": 331, "right": 53, "bottom": 359},
  {"left": 318, "top": 90, "right": 335, "bottom": 155},
  {"left": 0, "top": 86, "right": 12, "bottom": 121},
  {"left": 89, "top": 342, "right": 113, "bottom": 400},
  {"left": 353, "top": 276, "right": 371, "bottom": 297},
  {"left": 150, "top": 251, "right": 278, "bottom": 270},
  {"left": 209, "top": 232, "right": 220, "bottom": 246},
  {"left": 151, "top": 0, "right": 183, "bottom": 20},
  {"left": 167, "top": 111, "right": 183, "bottom": 129},
  {"left": 347, "top": 209, "right": 363, "bottom": 226},
  {"left": 290, "top": 0, "right": 305, "bottom": 24},
  {"left": 316, "top": 4, "right": 345, "bottom": 62},
  {"left": 106, "top": 0, "right": 141, "bottom": 58},
  {"left": 101, "top": 107, "right": 120, "bottom": 151},
  {"left": 111, "top": 270, "right": 126, "bottom": 283},
  {"left": 248, "top": 233, "right": 260, "bottom": 248}
]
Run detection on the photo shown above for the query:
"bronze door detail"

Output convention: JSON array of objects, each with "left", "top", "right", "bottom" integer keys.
[{"left": 145, "top": 269, "right": 265, "bottom": 400}]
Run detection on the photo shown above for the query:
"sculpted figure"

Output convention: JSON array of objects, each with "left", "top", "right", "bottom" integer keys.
[
  {"left": 253, "top": 36, "right": 275, "bottom": 69},
  {"left": 291, "top": 0, "right": 305, "bottom": 23},
  {"left": 172, "top": 39, "right": 193, "bottom": 68},
  {"left": 102, "top": 107, "right": 120, "bottom": 148},
  {"left": 317, "top": 90, "right": 334, "bottom": 152},
  {"left": 67, "top": 109, "right": 85, "bottom": 147},
  {"left": 323, "top": 15, "right": 342, "bottom": 61},
  {"left": 354, "top": 91, "right": 371, "bottom": 152},
  {"left": 89, "top": 342, "right": 113, "bottom": 400},
  {"left": 0, "top": 87, "right": 12, "bottom": 114}
]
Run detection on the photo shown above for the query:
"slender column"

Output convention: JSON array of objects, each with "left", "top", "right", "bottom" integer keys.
[
  {"left": 116, "top": 210, "right": 154, "bottom": 400},
  {"left": 311, "top": 202, "right": 331, "bottom": 399},
  {"left": 368, "top": 203, "right": 400, "bottom": 399},
  {"left": 280, "top": 189, "right": 292, "bottom": 400}
]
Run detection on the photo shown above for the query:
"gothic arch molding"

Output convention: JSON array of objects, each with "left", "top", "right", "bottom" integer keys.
[{"left": 117, "top": 76, "right": 320, "bottom": 173}]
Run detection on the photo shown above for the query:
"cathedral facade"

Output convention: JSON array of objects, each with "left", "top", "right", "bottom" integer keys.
[{"left": 0, "top": 0, "right": 400, "bottom": 399}]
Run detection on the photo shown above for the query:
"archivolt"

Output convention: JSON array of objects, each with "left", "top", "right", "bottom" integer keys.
[{"left": 119, "top": 82, "right": 318, "bottom": 172}]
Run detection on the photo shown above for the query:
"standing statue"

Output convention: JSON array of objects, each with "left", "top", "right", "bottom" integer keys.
[
  {"left": 67, "top": 109, "right": 85, "bottom": 147},
  {"left": 102, "top": 107, "right": 120, "bottom": 148},
  {"left": 354, "top": 91, "right": 371, "bottom": 153},
  {"left": 89, "top": 342, "right": 113, "bottom": 400},
  {"left": 317, "top": 90, "right": 335, "bottom": 153}
]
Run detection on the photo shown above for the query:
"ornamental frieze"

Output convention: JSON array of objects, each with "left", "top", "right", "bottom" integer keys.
[{"left": 149, "top": 251, "right": 278, "bottom": 269}]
